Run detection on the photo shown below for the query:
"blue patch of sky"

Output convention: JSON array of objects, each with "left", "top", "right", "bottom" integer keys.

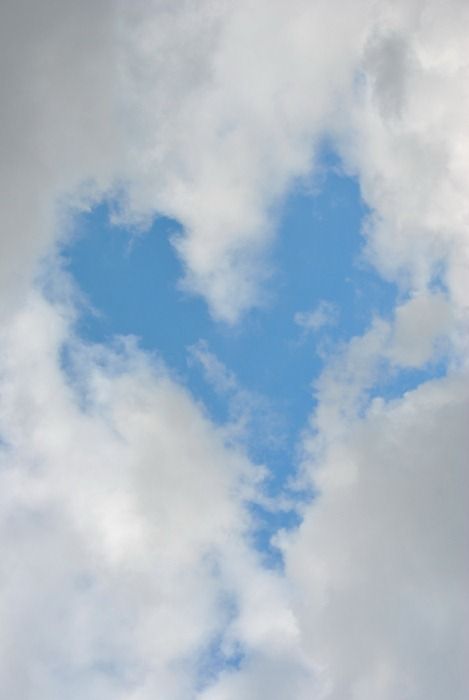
[
  {"left": 61, "top": 147, "right": 406, "bottom": 562},
  {"left": 195, "top": 625, "right": 244, "bottom": 693},
  {"left": 64, "top": 157, "right": 395, "bottom": 432},
  {"left": 247, "top": 502, "right": 302, "bottom": 569},
  {"left": 369, "top": 357, "right": 449, "bottom": 403},
  {"left": 195, "top": 636, "right": 244, "bottom": 694}
]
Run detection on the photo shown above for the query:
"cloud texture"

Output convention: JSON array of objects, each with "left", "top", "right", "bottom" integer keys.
[{"left": 0, "top": 0, "right": 468, "bottom": 698}]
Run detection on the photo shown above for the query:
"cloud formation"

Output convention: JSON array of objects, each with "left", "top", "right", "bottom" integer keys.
[
  {"left": 284, "top": 357, "right": 469, "bottom": 700},
  {"left": 0, "top": 1, "right": 468, "bottom": 698},
  {"left": 0, "top": 292, "right": 306, "bottom": 698}
]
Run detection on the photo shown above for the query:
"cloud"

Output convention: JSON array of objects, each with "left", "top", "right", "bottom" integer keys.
[
  {"left": 294, "top": 301, "right": 339, "bottom": 333},
  {"left": 278, "top": 288, "right": 468, "bottom": 698},
  {"left": 116, "top": 0, "right": 378, "bottom": 321},
  {"left": 0, "top": 0, "right": 376, "bottom": 322},
  {"left": 283, "top": 369, "right": 469, "bottom": 700},
  {"left": 0, "top": 290, "right": 303, "bottom": 698},
  {"left": 334, "top": 0, "right": 469, "bottom": 311},
  {"left": 194, "top": 296, "right": 469, "bottom": 698},
  {"left": 388, "top": 293, "right": 453, "bottom": 367}
]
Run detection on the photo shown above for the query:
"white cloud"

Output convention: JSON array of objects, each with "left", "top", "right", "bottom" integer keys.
[
  {"left": 334, "top": 0, "right": 469, "bottom": 312},
  {"left": 0, "top": 290, "right": 304, "bottom": 698},
  {"left": 115, "top": 0, "right": 377, "bottom": 321}
]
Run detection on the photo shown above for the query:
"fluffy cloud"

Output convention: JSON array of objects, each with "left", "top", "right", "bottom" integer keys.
[
  {"left": 0, "top": 290, "right": 307, "bottom": 698},
  {"left": 283, "top": 365, "right": 469, "bottom": 700},
  {"left": 116, "top": 0, "right": 374, "bottom": 320},
  {"left": 335, "top": 0, "right": 469, "bottom": 310},
  {"left": 388, "top": 293, "right": 453, "bottom": 367}
]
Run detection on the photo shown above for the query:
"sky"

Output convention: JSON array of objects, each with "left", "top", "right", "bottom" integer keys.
[{"left": 0, "top": 1, "right": 468, "bottom": 699}]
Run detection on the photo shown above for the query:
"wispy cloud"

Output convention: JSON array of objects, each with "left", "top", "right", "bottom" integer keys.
[{"left": 294, "top": 301, "right": 339, "bottom": 333}]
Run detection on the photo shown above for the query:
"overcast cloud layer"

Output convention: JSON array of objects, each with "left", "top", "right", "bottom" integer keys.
[{"left": 0, "top": 1, "right": 468, "bottom": 698}]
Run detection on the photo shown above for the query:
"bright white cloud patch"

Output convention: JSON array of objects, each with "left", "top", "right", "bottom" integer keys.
[{"left": 0, "top": 0, "right": 468, "bottom": 698}]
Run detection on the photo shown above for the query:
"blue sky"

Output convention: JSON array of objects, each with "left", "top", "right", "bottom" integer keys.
[
  {"left": 61, "top": 149, "right": 453, "bottom": 576},
  {"left": 62, "top": 152, "right": 400, "bottom": 561},
  {"left": 64, "top": 152, "right": 394, "bottom": 460},
  {"left": 62, "top": 146, "right": 453, "bottom": 571}
]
